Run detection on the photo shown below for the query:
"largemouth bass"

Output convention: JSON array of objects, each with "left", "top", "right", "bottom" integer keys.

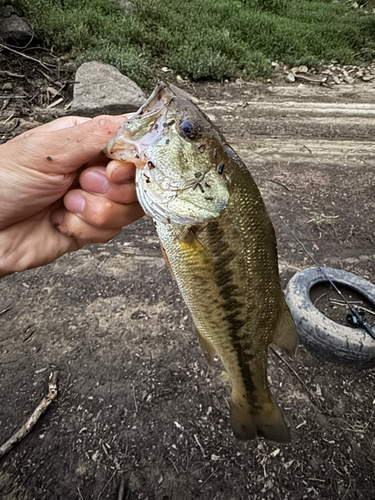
[{"left": 104, "top": 82, "right": 297, "bottom": 442}]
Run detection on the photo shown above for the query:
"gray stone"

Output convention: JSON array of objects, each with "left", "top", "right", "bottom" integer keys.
[
  {"left": 70, "top": 61, "right": 146, "bottom": 117},
  {"left": 285, "top": 73, "right": 295, "bottom": 83},
  {"left": 0, "top": 5, "right": 33, "bottom": 45},
  {"left": 297, "top": 65, "right": 309, "bottom": 74},
  {"left": 343, "top": 70, "right": 355, "bottom": 85},
  {"left": 116, "top": 0, "right": 134, "bottom": 13}
]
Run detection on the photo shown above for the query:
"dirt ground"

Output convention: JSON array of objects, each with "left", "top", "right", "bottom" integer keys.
[{"left": 1, "top": 51, "right": 375, "bottom": 499}]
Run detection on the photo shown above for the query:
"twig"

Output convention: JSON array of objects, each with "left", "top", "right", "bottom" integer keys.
[
  {"left": 271, "top": 347, "right": 311, "bottom": 395},
  {"left": 0, "top": 70, "right": 26, "bottom": 78},
  {"left": 36, "top": 68, "right": 59, "bottom": 85},
  {"left": 266, "top": 178, "right": 291, "bottom": 191},
  {"left": 341, "top": 479, "right": 352, "bottom": 500},
  {"left": 77, "top": 486, "right": 85, "bottom": 500},
  {"left": 131, "top": 383, "right": 138, "bottom": 413},
  {"left": 0, "top": 371, "right": 58, "bottom": 459},
  {"left": 270, "top": 347, "right": 332, "bottom": 415},
  {"left": 0, "top": 43, "right": 53, "bottom": 71},
  {"left": 330, "top": 299, "right": 363, "bottom": 305},
  {"left": 1, "top": 32, "right": 35, "bottom": 51},
  {"left": 200, "top": 467, "right": 219, "bottom": 488},
  {"left": 313, "top": 292, "right": 327, "bottom": 306},
  {"left": 97, "top": 470, "right": 117, "bottom": 500},
  {"left": 329, "top": 299, "right": 375, "bottom": 317},
  {"left": 168, "top": 456, "right": 179, "bottom": 474},
  {"left": 118, "top": 477, "right": 126, "bottom": 500},
  {"left": 294, "top": 74, "right": 327, "bottom": 84},
  {"left": 193, "top": 433, "right": 205, "bottom": 457},
  {"left": 47, "top": 97, "right": 64, "bottom": 109},
  {"left": 356, "top": 305, "right": 375, "bottom": 317},
  {"left": 0, "top": 306, "right": 12, "bottom": 316},
  {"left": 2, "top": 113, "right": 15, "bottom": 125}
]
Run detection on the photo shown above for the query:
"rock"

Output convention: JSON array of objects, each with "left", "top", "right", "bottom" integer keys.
[
  {"left": 285, "top": 73, "right": 295, "bottom": 83},
  {"left": 333, "top": 76, "right": 341, "bottom": 85},
  {"left": 70, "top": 62, "right": 146, "bottom": 117},
  {"left": 176, "top": 75, "right": 185, "bottom": 84},
  {"left": 116, "top": 0, "right": 134, "bottom": 13},
  {"left": 362, "top": 74, "right": 374, "bottom": 82},
  {"left": 342, "top": 71, "right": 355, "bottom": 84},
  {"left": 297, "top": 65, "right": 309, "bottom": 74},
  {"left": 0, "top": 5, "right": 33, "bottom": 45}
]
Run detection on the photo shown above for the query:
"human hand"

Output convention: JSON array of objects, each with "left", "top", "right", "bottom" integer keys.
[{"left": 0, "top": 115, "right": 144, "bottom": 277}]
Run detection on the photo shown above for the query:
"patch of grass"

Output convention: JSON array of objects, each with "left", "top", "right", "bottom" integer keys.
[{"left": 9, "top": 0, "right": 375, "bottom": 87}]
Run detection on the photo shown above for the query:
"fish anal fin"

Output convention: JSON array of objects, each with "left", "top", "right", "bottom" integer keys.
[
  {"left": 230, "top": 397, "right": 291, "bottom": 443},
  {"left": 271, "top": 304, "right": 298, "bottom": 357},
  {"left": 195, "top": 326, "right": 217, "bottom": 363}
]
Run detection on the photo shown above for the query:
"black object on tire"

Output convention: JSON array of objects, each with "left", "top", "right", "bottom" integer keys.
[{"left": 285, "top": 267, "right": 375, "bottom": 367}]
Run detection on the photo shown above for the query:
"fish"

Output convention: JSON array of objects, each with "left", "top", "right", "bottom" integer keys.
[{"left": 104, "top": 81, "right": 297, "bottom": 442}]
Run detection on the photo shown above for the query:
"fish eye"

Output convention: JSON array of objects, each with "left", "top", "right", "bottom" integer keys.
[{"left": 180, "top": 118, "right": 196, "bottom": 139}]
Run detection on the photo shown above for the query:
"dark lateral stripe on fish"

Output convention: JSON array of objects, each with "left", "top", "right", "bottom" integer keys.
[{"left": 206, "top": 221, "right": 256, "bottom": 397}]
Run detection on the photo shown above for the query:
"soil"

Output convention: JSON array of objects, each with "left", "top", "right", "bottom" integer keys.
[{"left": 1, "top": 48, "right": 375, "bottom": 500}]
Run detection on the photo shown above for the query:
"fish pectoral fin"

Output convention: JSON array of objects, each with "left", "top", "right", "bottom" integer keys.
[
  {"left": 230, "top": 396, "right": 291, "bottom": 443},
  {"left": 160, "top": 243, "right": 175, "bottom": 280},
  {"left": 271, "top": 303, "right": 298, "bottom": 357},
  {"left": 177, "top": 224, "right": 207, "bottom": 244},
  {"left": 195, "top": 326, "right": 217, "bottom": 363}
]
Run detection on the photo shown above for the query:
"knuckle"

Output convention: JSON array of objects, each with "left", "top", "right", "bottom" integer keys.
[
  {"left": 92, "top": 199, "right": 113, "bottom": 227},
  {"left": 92, "top": 115, "right": 117, "bottom": 136}
]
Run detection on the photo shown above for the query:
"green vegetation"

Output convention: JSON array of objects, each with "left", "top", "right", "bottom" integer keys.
[{"left": 8, "top": 0, "right": 375, "bottom": 88}]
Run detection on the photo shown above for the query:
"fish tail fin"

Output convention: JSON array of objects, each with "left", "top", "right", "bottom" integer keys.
[
  {"left": 272, "top": 302, "right": 298, "bottom": 356},
  {"left": 230, "top": 397, "right": 291, "bottom": 442}
]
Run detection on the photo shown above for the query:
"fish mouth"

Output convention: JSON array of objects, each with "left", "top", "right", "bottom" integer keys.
[{"left": 104, "top": 82, "right": 174, "bottom": 164}]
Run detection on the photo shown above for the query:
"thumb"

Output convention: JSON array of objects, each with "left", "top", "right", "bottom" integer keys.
[{"left": 10, "top": 115, "right": 127, "bottom": 175}]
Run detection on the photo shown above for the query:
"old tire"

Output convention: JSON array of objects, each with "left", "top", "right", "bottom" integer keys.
[{"left": 285, "top": 267, "right": 375, "bottom": 367}]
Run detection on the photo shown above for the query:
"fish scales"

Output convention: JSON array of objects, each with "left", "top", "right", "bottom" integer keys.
[{"left": 104, "top": 81, "right": 297, "bottom": 442}]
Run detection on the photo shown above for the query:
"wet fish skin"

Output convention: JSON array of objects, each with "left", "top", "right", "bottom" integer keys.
[{"left": 105, "top": 82, "right": 297, "bottom": 442}]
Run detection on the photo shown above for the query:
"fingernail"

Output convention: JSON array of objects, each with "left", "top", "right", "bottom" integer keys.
[
  {"left": 65, "top": 192, "right": 85, "bottom": 213},
  {"left": 112, "top": 167, "right": 134, "bottom": 183},
  {"left": 84, "top": 170, "right": 110, "bottom": 193}
]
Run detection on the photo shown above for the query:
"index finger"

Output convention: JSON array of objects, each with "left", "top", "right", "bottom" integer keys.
[
  {"left": 12, "top": 116, "right": 92, "bottom": 140},
  {"left": 8, "top": 114, "right": 128, "bottom": 175}
]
